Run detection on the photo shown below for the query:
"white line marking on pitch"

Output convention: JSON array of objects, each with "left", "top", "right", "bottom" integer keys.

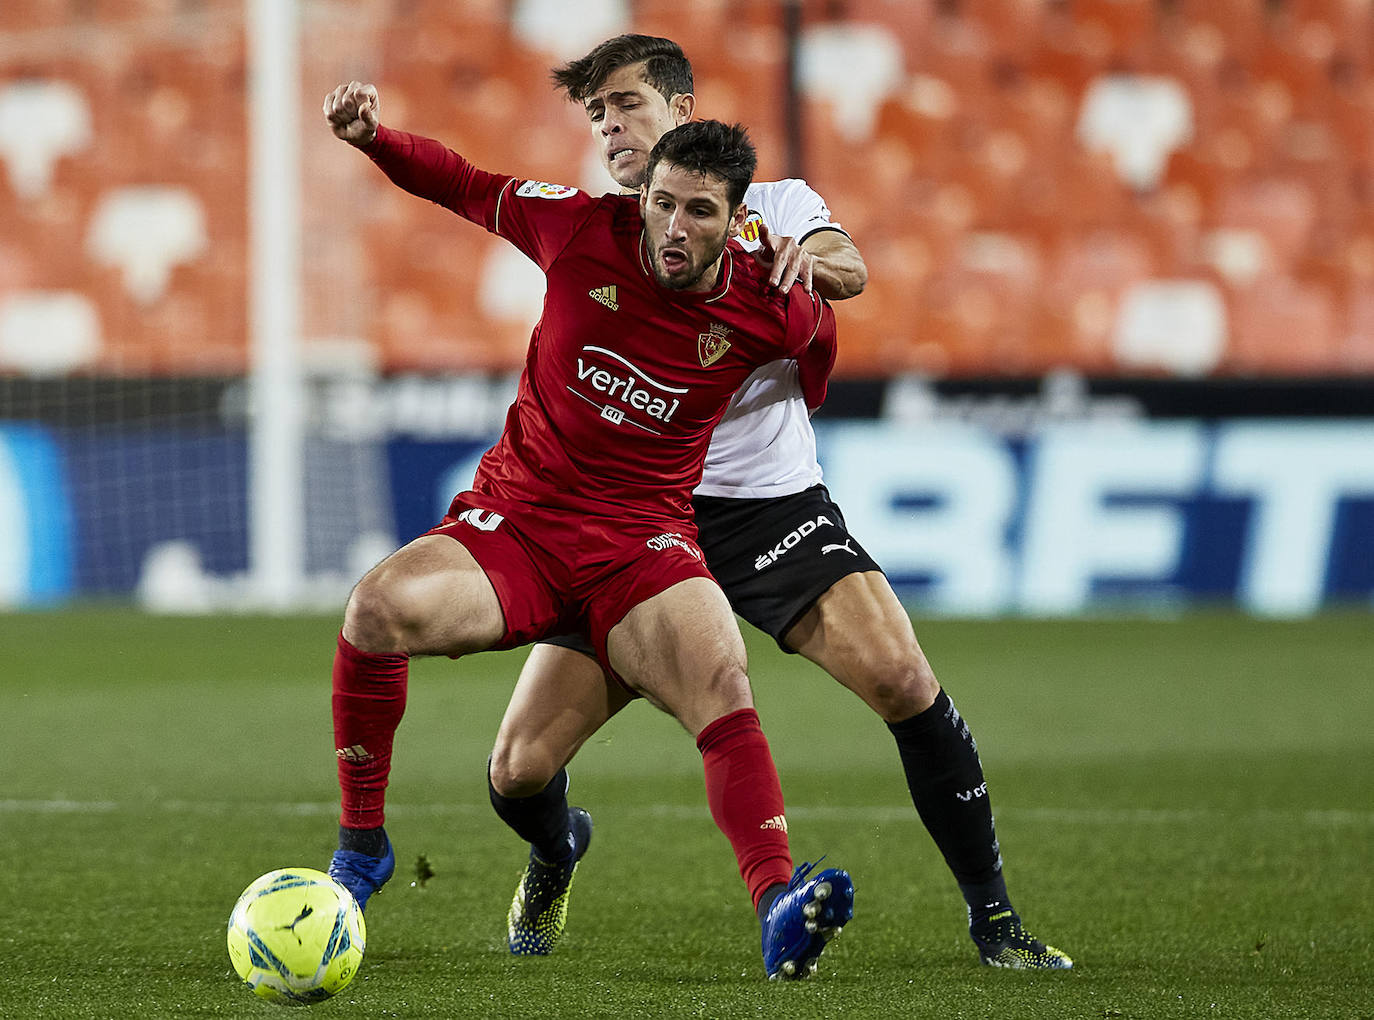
[{"left": 2, "top": 799, "right": 1370, "bottom": 827}]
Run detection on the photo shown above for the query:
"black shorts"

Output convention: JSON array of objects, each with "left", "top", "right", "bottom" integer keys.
[{"left": 541, "top": 484, "right": 882, "bottom": 658}]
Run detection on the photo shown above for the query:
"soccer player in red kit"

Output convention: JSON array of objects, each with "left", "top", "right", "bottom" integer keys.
[
  {"left": 491, "top": 34, "right": 1071, "bottom": 974},
  {"left": 321, "top": 81, "right": 853, "bottom": 980}
]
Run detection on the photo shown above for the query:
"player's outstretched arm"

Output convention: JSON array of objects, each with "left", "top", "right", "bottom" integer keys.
[
  {"left": 800, "top": 228, "right": 868, "bottom": 301},
  {"left": 754, "top": 222, "right": 868, "bottom": 301},
  {"left": 324, "top": 80, "right": 381, "bottom": 148}
]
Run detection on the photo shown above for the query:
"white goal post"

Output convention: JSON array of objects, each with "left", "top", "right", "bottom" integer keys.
[{"left": 247, "top": 0, "right": 306, "bottom": 608}]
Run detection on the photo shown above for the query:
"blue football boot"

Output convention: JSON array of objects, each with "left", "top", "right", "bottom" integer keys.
[
  {"left": 761, "top": 860, "right": 854, "bottom": 980},
  {"left": 328, "top": 829, "right": 395, "bottom": 911},
  {"left": 507, "top": 807, "right": 593, "bottom": 955}
]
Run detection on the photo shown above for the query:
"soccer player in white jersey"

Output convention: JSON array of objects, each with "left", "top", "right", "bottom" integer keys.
[{"left": 488, "top": 34, "right": 1072, "bottom": 970}]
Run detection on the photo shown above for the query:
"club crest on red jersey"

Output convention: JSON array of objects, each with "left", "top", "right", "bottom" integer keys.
[{"left": 698, "top": 323, "right": 733, "bottom": 367}]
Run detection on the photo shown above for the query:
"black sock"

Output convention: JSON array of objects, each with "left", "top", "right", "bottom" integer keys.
[
  {"left": 756, "top": 882, "right": 787, "bottom": 923},
  {"left": 488, "top": 764, "right": 574, "bottom": 863},
  {"left": 888, "top": 690, "right": 1008, "bottom": 918},
  {"left": 961, "top": 873, "right": 1013, "bottom": 930},
  {"left": 337, "top": 824, "right": 388, "bottom": 858}
]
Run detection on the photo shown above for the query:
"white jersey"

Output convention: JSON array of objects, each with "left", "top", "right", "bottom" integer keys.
[{"left": 695, "top": 178, "right": 846, "bottom": 499}]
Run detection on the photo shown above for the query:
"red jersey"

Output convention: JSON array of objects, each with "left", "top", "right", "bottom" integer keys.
[{"left": 366, "top": 126, "right": 837, "bottom": 525}]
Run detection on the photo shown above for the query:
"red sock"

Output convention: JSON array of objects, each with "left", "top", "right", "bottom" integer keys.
[
  {"left": 696, "top": 707, "right": 794, "bottom": 909},
  {"left": 332, "top": 632, "right": 408, "bottom": 829}
]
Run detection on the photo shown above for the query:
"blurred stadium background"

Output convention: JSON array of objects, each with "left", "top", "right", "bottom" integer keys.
[{"left": 2, "top": 0, "right": 1372, "bottom": 617}]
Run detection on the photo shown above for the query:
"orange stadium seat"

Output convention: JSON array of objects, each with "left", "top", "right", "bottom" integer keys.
[
  {"left": 1163, "top": 146, "right": 1238, "bottom": 226},
  {"left": 1026, "top": 17, "right": 1116, "bottom": 98},
  {"left": 1028, "top": 228, "right": 1157, "bottom": 374},
  {"left": 633, "top": 1, "right": 736, "bottom": 60},
  {"left": 994, "top": 72, "right": 1077, "bottom": 155},
  {"left": 1340, "top": 285, "right": 1374, "bottom": 371},
  {"left": 1067, "top": 0, "right": 1159, "bottom": 65},
  {"left": 1, "top": 0, "right": 68, "bottom": 30},
  {"left": 1250, "top": 35, "right": 1337, "bottom": 121},
  {"left": 1225, "top": 274, "right": 1343, "bottom": 375},
  {"left": 1326, "top": 79, "right": 1374, "bottom": 171},
  {"left": 805, "top": 0, "right": 935, "bottom": 55},
  {"left": 1280, "top": 0, "right": 1374, "bottom": 71},
  {"left": 956, "top": 0, "right": 1052, "bottom": 64},
  {"left": 1216, "top": 176, "right": 1318, "bottom": 271},
  {"left": 1170, "top": 0, "right": 1272, "bottom": 64},
  {"left": 911, "top": 15, "right": 1002, "bottom": 125},
  {"left": 870, "top": 87, "right": 960, "bottom": 175}
]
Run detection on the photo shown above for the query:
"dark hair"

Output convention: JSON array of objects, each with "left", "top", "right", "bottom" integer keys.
[
  {"left": 645, "top": 120, "right": 756, "bottom": 211},
  {"left": 551, "top": 34, "right": 693, "bottom": 103}
]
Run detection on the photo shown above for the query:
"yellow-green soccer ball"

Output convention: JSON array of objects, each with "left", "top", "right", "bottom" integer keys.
[{"left": 226, "top": 868, "right": 366, "bottom": 1006}]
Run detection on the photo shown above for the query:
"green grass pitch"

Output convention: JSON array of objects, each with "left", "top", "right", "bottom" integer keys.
[{"left": 4, "top": 609, "right": 1372, "bottom": 1018}]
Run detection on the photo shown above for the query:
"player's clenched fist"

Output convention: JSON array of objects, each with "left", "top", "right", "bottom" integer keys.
[{"left": 324, "top": 81, "right": 380, "bottom": 147}]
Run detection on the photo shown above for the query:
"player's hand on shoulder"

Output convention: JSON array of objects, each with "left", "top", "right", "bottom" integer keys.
[
  {"left": 324, "top": 81, "right": 381, "bottom": 147},
  {"left": 753, "top": 221, "right": 815, "bottom": 295}
]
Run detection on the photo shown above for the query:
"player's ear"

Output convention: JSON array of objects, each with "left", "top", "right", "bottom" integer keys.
[
  {"left": 670, "top": 92, "right": 695, "bottom": 125},
  {"left": 728, "top": 201, "right": 748, "bottom": 237}
]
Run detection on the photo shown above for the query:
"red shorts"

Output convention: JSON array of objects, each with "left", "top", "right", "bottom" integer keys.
[{"left": 426, "top": 490, "right": 715, "bottom": 674}]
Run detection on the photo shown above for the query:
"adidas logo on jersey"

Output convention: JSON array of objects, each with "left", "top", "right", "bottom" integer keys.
[{"left": 589, "top": 284, "right": 619, "bottom": 311}]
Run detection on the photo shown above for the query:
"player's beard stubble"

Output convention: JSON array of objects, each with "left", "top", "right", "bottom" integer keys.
[{"left": 648, "top": 230, "right": 731, "bottom": 291}]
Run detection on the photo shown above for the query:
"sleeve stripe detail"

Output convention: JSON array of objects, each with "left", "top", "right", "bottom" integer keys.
[
  {"left": 493, "top": 177, "right": 518, "bottom": 235},
  {"left": 797, "top": 224, "right": 850, "bottom": 246},
  {"left": 806, "top": 291, "right": 824, "bottom": 344}
]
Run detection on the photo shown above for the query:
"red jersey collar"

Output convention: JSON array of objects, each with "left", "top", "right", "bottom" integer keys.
[{"left": 637, "top": 232, "right": 736, "bottom": 304}]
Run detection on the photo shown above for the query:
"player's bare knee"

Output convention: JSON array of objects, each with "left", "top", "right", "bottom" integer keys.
[
  {"left": 343, "top": 574, "right": 417, "bottom": 653},
  {"left": 852, "top": 641, "right": 939, "bottom": 720},
  {"left": 488, "top": 741, "right": 556, "bottom": 798}
]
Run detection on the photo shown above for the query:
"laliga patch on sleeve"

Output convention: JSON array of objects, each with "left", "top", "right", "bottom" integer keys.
[{"left": 516, "top": 180, "right": 579, "bottom": 200}]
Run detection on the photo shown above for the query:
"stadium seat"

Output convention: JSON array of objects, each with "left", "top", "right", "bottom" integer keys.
[
  {"left": 816, "top": 0, "right": 935, "bottom": 54},
  {"left": 85, "top": 186, "right": 209, "bottom": 305},
  {"left": 1170, "top": 0, "right": 1270, "bottom": 64},
  {"left": 998, "top": 72, "right": 1076, "bottom": 155},
  {"left": 1216, "top": 176, "right": 1317, "bottom": 271},
  {"left": 1029, "top": 228, "right": 1157, "bottom": 374},
  {"left": 1201, "top": 227, "right": 1274, "bottom": 287},
  {"left": 1076, "top": 72, "right": 1194, "bottom": 192},
  {"left": 632, "top": 1, "right": 733, "bottom": 64},
  {"left": 1027, "top": 18, "right": 1114, "bottom": 98},
  {"left": 957, "top": 0, "right": 1051, "bottom": 63},
  {"left": 0, "top": 290, "right": 102, "bottom": 375},
  {"left": 510, "top": 0, "right": 630, "bottom": 60},
  {"left": 89, "top": 0, "right": 182, "bottom": 19},
  {"left": 1340, "top": 286, "right": 1374, "bottom": 371},
  {"left": 914, "top": 15, "right": 1002, "bottom": 126},
  {"left": 0, "top": 79, "right": 91, "bottom": 201},
  {"left": 797, "top": 21, "right": 905, "bottom": 145},
  {"left": 1222, "top": 274, "right": 1341, "bottom": 375},
  {"left": 1322, "top": 71, "right": 1374, "bottom": 169},
  {"left": 1111, "top": 278, "right": 1228, "bottom": 376},
  {"left": 1164, "top": 127, "right": 1264, "bottom": 223},
  {"left": 1068, "top": 0, "right": 1159, "bottom": 64},
  {"left": 1277, "top": 0, "right": 1372, "bottom": 73}
]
